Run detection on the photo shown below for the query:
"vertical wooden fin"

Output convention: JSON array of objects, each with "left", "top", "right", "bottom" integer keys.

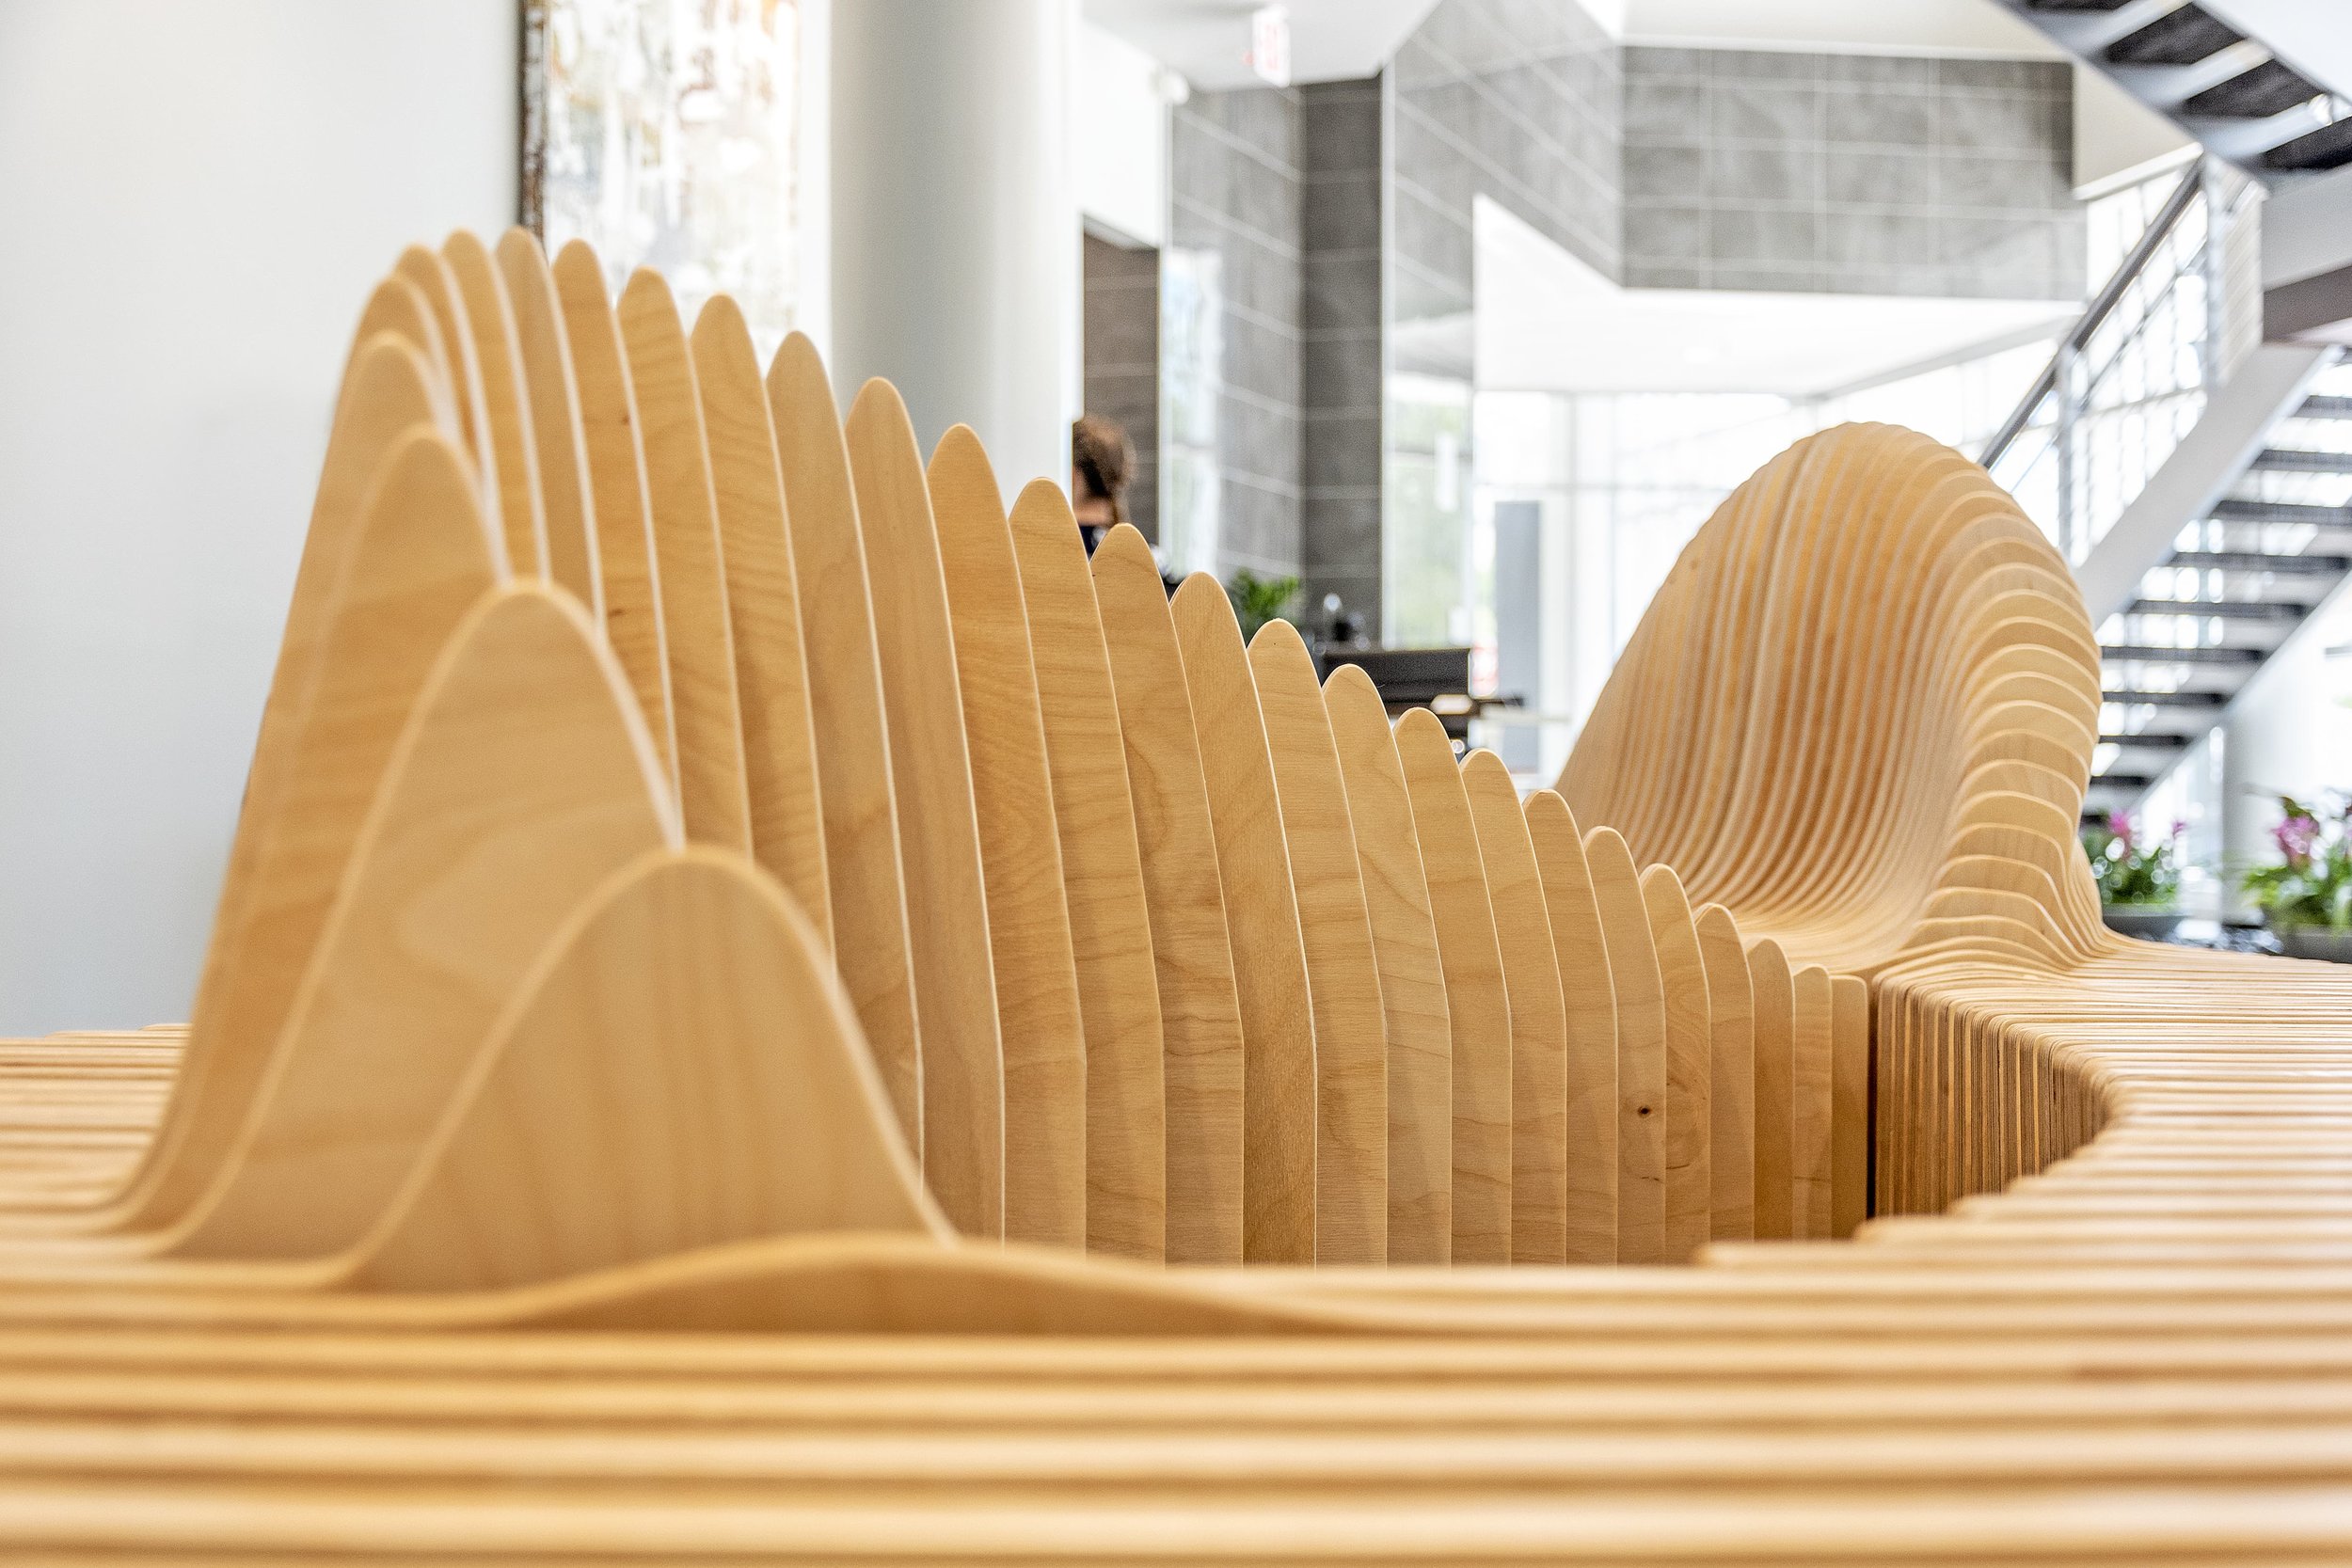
[
  {"left": 1463, "top": 751, "right": 1568, "bottom": 1266},
  {"left": 1694, "top": 904, "right": 1756, "bottom": 1243},
  {"left": 688, "top": 295, "right": 831, "bottom": 948},
  {"left": 391, "top": 245, "right": 503, "bottom": 544},
  {"left": 171, "top": 587, "right": 675, "bottom": 1262},
  {"left": 128, "top": 430, "right": 504, "bottom": 1238},
  {"left": 1790, "top": 963, "right": 1836, "bottom": 1239},
  {"left": 1585, "top": 828, "right": 1666, "bottom": 1264},
  {"left": 844, "top": 383, "right": 1005, "bottom": 1242},
  {"left": 1394, "top": 708, "right": 1511, "bottom": 1264},
  {"left": 344, "top": 276, "right": 454, "bottom": 421},
  {"left": 1090, "top": 526, "right": 1243, "bottom": 1265},
  {"left": 1638, "top": 863, "right": 1713, "bottom": 1263},
  {"left": 1249, "top": 621, "right": 1388, "bottom": 1266},
  {"left": 928, "top": 432, "right": 1087, "bottom": 1251},
  {"left": 346, "top": 850, "right": 945, "bottom": 1293},
  {"left": 1168, "top": 575, "right": 1316, "bottom": 1265},
  {"left": 762, "top": 333, "right": 925, "bottom": 1164},
  {"left": 1324, "top": 665, "right": 1452, "bottom": 1266},
  {"left": 615, "top": 270, "right": 754, "bottom": 853},
  {"left": 493, "top": 229, "right": 602, "bottom": 618},
  {"left": 1745, "top": 938, "right": 1796, "bottom": 1241},
  {"left": 1831, "top": 974, "right": 1871, "bottom": 1239},
  {"left": 1006, "top": 487, "right": 1165, "bottom": 1262},
  {"left": 440, "top": 230, "right": 549, "bottom": 578},
  {"left": 548, "top": 241, "right": 678, "bottom": 784},
  {"left": 1523, "top": 790, "right": 1618, "bottom": 1265}
]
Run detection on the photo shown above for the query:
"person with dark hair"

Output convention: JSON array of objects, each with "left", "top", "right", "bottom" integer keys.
[{"left": 1070, "top": 413, "right": 1134, "bottom": 556}]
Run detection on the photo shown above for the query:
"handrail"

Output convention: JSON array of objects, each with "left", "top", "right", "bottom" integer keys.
[{"left": 1979, "top": 163, "right": 2204, "bottom": 471}]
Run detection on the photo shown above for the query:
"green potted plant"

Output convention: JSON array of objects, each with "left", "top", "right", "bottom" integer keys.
[
  {"left": 1225, "top": 570, "right": 1301, "bottom": 641},
  {"left": 2242, "top": 792, "right": 2352, "bottom": 962},
  {"left": 2081, "top": 813, "right": 2185, "bottom": 941}
]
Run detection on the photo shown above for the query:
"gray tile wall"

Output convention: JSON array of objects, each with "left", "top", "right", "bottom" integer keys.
[
  {"left": 1391, "top": 0, "right": 1623, "bottom": 353},
  {"left": 1300, "top": 78, "right": 1384, "bottom": 633},
  {"left": 1623, "top": 49, "right": 2086, "bottom": 298},
  {"left": 1081, "top": 233, "right": 1160, "bottom": 542},
  {"left": 1170, "top": 86, "right": 1306, "bottom": 580}
]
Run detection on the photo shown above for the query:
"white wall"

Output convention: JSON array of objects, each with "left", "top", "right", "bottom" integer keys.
[
  {"left": 2220, "top": 586, "right": 2352, "bottom": 903},
  {"left": 1076, "top": 21, "right": 1168, "bottom": 249},
  {"left": 0, "top": 0, "right": 517, "bottom": 1032}
]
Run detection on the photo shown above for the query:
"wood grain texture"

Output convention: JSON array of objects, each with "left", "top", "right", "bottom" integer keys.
[
  {"left": 1006, "top": 488, "right": 1165, "bottom": 1262},
  {"left": 1637, "top": 864, "right": 1713, "bottom": 1263},
  {"left": 440, "top": 230, "right": 550, "bottom": 578},
  {"left": 1790, "top": 963, "right": 1836, "bottom": 1241},
  {"left": 344, "top": 275, "right": 454, "bottom": 425},
  {"left": 1249, "top": 621, "right": 1388, "bottom": 1266},
  {"left": 1743, "top": 937, "right": 1796, "bottom": 1241},
  {"left": 1830, "top": 974, "right": 1869, "bottom": 1240},
  {"left": 1393, "top": 708, "right": 1511, "bottom": 1265},
  {"left": 493, "top": 229, "right": 602, "bottom": 620},
  {"left": 1693, "top": 905, "right": 1756, "bottom": 1243},
  {"left": 1323, "top": 665, "right": 1451, "bottom": 1264},
  {"left": 1091, "top": 527, "right": 1243, "bottom": 1265},
  {"left": 763, "top": 334, "right": 925, "bottom": 1161},
  {"left": 614, "top": 270, "right": 754, "bottom": 852},
  {"left": 1168, "top": 576, "right": 1316, "bottom": 1265},
  {"left": 1462, "top": 751, "right": 1568, "bottom": 1266},
  {"left": 391, "top": 245, "right": 502, "bottom": 542},
  {"left": 173, "top": 587, "right": 675, "bottom": 1263},
  {"left": 845, "top": 383, "right": 1006, "bottom": 1242},
  {"left": 927, "top": 428, "right": 1086, "bottom": 1250},
  {"left": 1584, "top": 829, "right": 1666, "bottom": 1264},
  {"left": 1522, "top": 790, "right": 1618, "bottom": 1265},
  {"left": 349, "top": 850, "right": 944, "bottom": 1291},
  {"left": 687, "top": 296, "right": 831, "bottom": 949},
  {"left": 548, "top": 241, "right": 677, "bottom": 784}
]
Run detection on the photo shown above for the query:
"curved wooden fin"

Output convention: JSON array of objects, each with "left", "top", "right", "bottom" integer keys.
[
  {"left": 93, "top": 429, "right": 504, "bottom": 1240},
  {"left": 1831, "top": 974, "right": 1870, "bottom": 1240},
  {"left": 1522, "top": 790, "right": 1618, "bottom": 1265},
  {"left": 548, "top": 240, "right": 678, "bottom": 784},
  {"left": 1091, "top": 526, "right": 1242, "bottom": 1264},
  {"left": 688, "top": 295, "right": 831, "bottom": 946},
  {"left": 762, "top": 333, "right": 924, "bottom": 1161},
  {"left": 345, "top": 849, "right": 944, "bottom": 1292},
  {"left": 1744, "top": 937, "right": 1796, "bottom": 1240},
  {"left": 845, "top": 382, "right": 1004, "bottom": 1241},
  {"left": 1005, "top": 484, "right": 1164, "bottom": 1261},
  {"left": 391, "top": 245, "right": 502, "bottom": 544},
  {"left": 440, "top": 230, "right": 549, "bottom": 578},
  {"left": 1169, "top": 574, "right": 1316, "bottom": 1266},
  {"left": 1462, "top": 750, "right": 1567, "bottom": 1266},
  {"left": 1584, "top": 828, "right": 1666, "bottom": 1263},
  {"left": 928, "top": 429, "right": 1086, "bottom": 1251},
  {"left": 1791, "top": 964, "right": 1836, "bottom": 1239},
  {"left": 1693, "top": 904, "right": 1756, "bottom": 1243},
  {"left": 168, "top": 586, "right": 675, "bottom": 1263},
  {"left": 1249, "top": 620, "right": 1387, "bottom": 1266},
  {"left": 615, "top": 269, "right": 754, "bottom": 852},
  {"left": 343, "top": 275, "right": 453, "bottom": 423},
  {"left": 1323, "top": 663, "right": 1450, "bottom": 1264},
  {"left": 1393, "top": 708, "right": 1510, "bottom": 1264},
  {"left": 1637, "top": 863, "right": 1712, "bottom": 1263},
  {"left": 492, "top": 228, "right": 601, "bottom": 615}
]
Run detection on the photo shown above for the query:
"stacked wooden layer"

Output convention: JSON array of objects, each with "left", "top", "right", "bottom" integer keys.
[{"left": 0, "top": 233, "right": 2347, "bottom": 1560}]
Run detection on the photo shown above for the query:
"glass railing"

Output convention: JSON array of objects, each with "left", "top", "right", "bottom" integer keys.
[{"left": 1982, "top": 158, "right": 2261, "bottom": 565}]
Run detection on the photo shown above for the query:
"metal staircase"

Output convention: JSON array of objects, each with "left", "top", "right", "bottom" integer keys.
[
  {"left": 1994, "top": 0, "right": 2351, "bottom": 180},
  {"left": 1980, "top": 156, "right": 2349, "bottom": 824}
]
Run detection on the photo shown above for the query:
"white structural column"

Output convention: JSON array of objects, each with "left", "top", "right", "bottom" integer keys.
[{"left": 833, "top": 0, "right": 1079, "bottom": 497}]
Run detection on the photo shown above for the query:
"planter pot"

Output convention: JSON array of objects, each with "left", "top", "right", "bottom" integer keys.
[
  {"left": 2103, "top": 907, "right": 2185, "bottom": 942},
  {"left": 2274, "top": 925, "right": 2352, "bottom": 964}
]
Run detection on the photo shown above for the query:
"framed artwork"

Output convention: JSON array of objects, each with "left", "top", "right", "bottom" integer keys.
[{"left": 521, "top": 0, "right": 808, "bottom": 354}]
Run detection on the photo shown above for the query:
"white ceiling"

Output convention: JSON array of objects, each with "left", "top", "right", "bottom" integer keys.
[
  {"left": 1082, "top": 0, "right": 1440, "bottom": 91},
  {"left": 1471, "top": 198, "right": 2075, "bottom": 399}
]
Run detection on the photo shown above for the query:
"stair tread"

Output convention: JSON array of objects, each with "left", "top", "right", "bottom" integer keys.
[
  {"left": 2090, "top": 772, "right": 2157, "bottom": 789},
  {"left": 2104, "top": 642, "right": 2265, "bottom": 663},
  {"left": 2249, "top": 447, "right": 2352, "bottom": 473},
  {"left": 2184, "top": 59, "right": 2325, "bottom": 120},
  {"left": 2106, "top": 4, "right": 2243, "bottom": 67},
  {"left": 2103, "top": 688, "right": 2227, "bottom": 705},
  {"left": 2100, "top": 730, "right": 2193, "bottom": 747},
  {"left": 2266, "top": 115, "right": 2352, "bottom": 173},
  {"left": 2298, "top": 397, "right": 2352, "bottom": 419},
  {"left": 2125, "top": 598, "right": 2302, "bottom": 620},
  {"left": 2165, "top": 550, "right": 2350, "bottom": 574},
  {"left": 2212, "top": 499, "right": 2350, "bottom": 524}
]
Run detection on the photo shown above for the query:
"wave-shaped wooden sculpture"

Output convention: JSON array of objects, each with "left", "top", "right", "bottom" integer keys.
[{"left": 4, "top": 234, "right": 2352, "bottom": 1559}]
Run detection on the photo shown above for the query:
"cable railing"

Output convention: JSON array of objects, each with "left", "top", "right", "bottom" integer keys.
[{"left": 1982, "top": 158, "right": 2257, "bottom": 565}]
